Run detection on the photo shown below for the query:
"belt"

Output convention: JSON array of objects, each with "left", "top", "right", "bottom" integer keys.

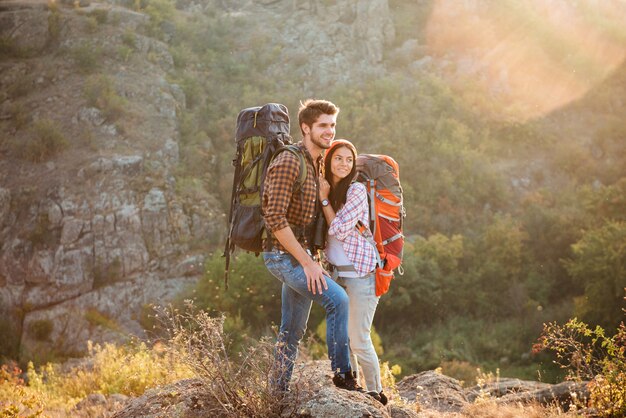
[{"left": 328, "top": 264, "right": 357, "bottom": 273}]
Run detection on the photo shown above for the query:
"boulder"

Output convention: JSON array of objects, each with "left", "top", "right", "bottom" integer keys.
[
  {"left": 465, "top": 377, "right": 552, "bottom": 402},
  {"left": 495, "top": 380, "right": 590, "bottom": 409},
  {"left": 396, "top": 370, "right": 469, "bottom": 413}
]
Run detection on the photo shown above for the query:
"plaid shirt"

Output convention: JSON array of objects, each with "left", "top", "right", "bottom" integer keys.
[
  {"left": 263, "top": 142, "right": 321, "bottom": 252},
  {"left": 326, "top": 182, "right": 378, "bottom": 276}
]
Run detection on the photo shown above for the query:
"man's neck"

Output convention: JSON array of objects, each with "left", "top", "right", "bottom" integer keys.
[{"left": 302, "top": 137, "right": 322, "bottom": 161}]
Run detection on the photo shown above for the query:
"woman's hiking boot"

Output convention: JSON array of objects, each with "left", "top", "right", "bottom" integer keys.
[
  {"left": 366, "top": 390, "right": 388, "bottom": 405},
  {"left": 332, "top": 370, "right": 365, "bottom": 392}
]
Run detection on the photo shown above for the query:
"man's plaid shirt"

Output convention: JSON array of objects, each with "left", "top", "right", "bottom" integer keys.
[
  {"left": 262, "top": 142, "right": 321, "bottom": 252},
  {"left": 326, "top": 182, "right": 378, "bottom": 276}
]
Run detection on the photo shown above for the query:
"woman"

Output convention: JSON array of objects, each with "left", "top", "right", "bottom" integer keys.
[{"left": 318, "top": 139, "right": 388, "bottom": 405}]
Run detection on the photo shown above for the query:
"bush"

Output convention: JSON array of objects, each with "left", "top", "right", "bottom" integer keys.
[
  {"left": 534, "top": 317, "right": 626, "bottom": 417},
  {"left": 160, "top": 302, "right": 293, "bottom": 417},
  {"left": 186, "top": 252, "right": 282, "bottom": 332},
  {"left": 5, "top": 340, "right": 194, "bottom": 413},
  {"left": 70, "top": 44, "right": 101, "bottom": 73},
  {"left": 12, "top": 119, "right": 68, "bottom": 162},
  {"left": 88, "top": 9, "right": 108, "bottom": 25},
  {"left": 0, "top": 363, "right": 44, "bottom": 418},
  {"left": 83, "top": 75, "right": 127, "bottom": 121},
  {"left": 84, "top": 309, "right": 120, "bottom": 332},
  {"left": 8, "top": 102, "right": 29, "bottom": 130},
  {"left": 28, "top": 320, "right": 53, "bottom": 342}
]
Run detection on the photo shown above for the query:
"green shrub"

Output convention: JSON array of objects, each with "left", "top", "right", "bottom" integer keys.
[
  {"left": 12, "top": 119, "right": 68, "bottom": 162},
  {"left": 92, "top": 258, "right": 122, "bottom": 289},
  {"left": 7, "top": 77, "right": 34, "bottom": 99},
  {"left": 184, "top": 252, "right": 281, "bottom": 332},
  {"left": 83, "top": 75, "right": 127, "bottom": 121},
  {"left": 84, "top": 309, "right": 121, "bottom": 332},
  {"left": 8, "top": 102, "right": 29, "bottom": 130},
  {"left": 88, "top": 9, "right": 108, "bottom": 24},
  {"left": 117, "top": 44, "right": 133, "bottom": 62},
  {"left": 0, "top": 318, "right": 20, "bottom": 361},
  {"left": 28, "top": 320, "right": 53, "bottom": 342},
  {"left": 121, "top": 30, "right": 136, "bottom": 49},
  {"left": 535, "top": 317, "right": 626, "bottom": 417},
  {"left": 70, "top": 44, "right": 101, "bottom": 73}
]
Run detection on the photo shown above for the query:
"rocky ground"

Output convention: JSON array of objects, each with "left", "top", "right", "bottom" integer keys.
[{"left": 57, "top": 361, "right": 589, "bottom": 417}]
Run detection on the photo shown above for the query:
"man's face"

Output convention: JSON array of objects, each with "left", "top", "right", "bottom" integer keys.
[{"left": 302, "top": 113, "right": 336, "bottom": 150}]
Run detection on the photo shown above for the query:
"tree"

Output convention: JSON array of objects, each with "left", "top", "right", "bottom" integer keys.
[{"left": 564, "top": 221, "right": 626, "bottom": 329}]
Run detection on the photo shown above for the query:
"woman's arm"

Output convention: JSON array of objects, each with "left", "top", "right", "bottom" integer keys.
[
  {"left": 318, "top": 174, "right": 336, "bottom": 224},
  {"left": 328, "top": 183, "right": 368, "bottom": 241}
]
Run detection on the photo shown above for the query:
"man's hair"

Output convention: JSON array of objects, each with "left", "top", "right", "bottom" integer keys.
[{"left": 298, "top": 99, "right": 340, "bottom": 136}]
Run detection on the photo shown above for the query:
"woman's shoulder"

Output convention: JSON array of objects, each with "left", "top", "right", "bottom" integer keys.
[{"left": 348, "top": 181, "right": 367, "bottom": 195}]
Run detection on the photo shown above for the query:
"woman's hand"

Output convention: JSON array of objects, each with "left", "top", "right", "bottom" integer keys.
[{"left": 319, "top": 174, "right": 330, "bottom": 201}]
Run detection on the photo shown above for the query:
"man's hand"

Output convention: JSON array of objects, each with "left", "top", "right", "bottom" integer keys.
[{"left": 303, "top": 259, "right": 329, "bottom": 295}]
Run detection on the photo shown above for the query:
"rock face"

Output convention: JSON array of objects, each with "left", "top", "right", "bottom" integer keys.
[
  {"left": 204, "top": 0, "right": 395, "bottom": 90},
  {"left": 0, "top": 1, "right": 221, "bottom": 358}
]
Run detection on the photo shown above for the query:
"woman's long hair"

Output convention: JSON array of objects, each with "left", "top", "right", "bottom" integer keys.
[{"left": 324, "top": 139, "right": 358, "bottom": 211}]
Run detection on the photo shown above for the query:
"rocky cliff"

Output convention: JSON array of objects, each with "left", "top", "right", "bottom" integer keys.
[{"left": 0, "top": 0, "right": 396, "bottom": 360}]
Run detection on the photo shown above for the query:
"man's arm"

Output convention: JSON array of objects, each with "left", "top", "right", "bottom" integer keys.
[
  {"left": 273, "top": 227, "right": 328, "bottom": 295},
  {"left": 263, "top": 152, "right": 328, "bottom": 294}
]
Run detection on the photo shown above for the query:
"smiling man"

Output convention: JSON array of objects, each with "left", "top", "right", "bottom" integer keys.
[{"left": 262, "top": 99, "right": 363, "bottom": 393}]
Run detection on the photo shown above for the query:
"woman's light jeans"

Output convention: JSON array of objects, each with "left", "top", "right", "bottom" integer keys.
[{"left": 335, "top": 272, "right": 382, "bottom": 393}]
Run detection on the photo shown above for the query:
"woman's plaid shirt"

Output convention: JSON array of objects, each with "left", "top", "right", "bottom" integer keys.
[
  {"left": 262, "top": 142, "right": 321, "bottom": 252},
  {"left": 326, "top": 182, "right": 378, "bottom": 276}
]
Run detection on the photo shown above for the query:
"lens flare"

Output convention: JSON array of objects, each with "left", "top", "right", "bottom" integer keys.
[{"left": 425, "top": 0, "right": 626, "bottom": 121}]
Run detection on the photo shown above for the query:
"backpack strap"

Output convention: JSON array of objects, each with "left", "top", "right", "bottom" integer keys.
[
  {"left": 356, "top": 220, "right": 382, "bottom": 268},
  {"left": 274, "top": 144, "right": 307, "bottom": 192}
]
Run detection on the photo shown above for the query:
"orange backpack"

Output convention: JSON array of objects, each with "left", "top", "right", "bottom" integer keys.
[{"left": 355, "top": 154, "right": 405, "bottom": 296}]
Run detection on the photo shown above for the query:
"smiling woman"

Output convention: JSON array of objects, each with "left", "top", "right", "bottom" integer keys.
[{"left": 424, "top": 0, "right": 626, "bottom": 121}]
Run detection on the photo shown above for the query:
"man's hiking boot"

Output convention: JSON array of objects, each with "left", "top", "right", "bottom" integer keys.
[
  {"left": 366, "top": 390, "right": 388, "bottom": 405},
  {"left": 332, "top": 370, "right": 365, "bottom": 392}
]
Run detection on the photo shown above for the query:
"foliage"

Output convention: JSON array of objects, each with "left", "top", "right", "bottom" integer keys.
[
  {"left": 534, "top": 317, "right": 626, "bottom": 417},
  {"left": 27, "top": 320, "right": 53, "bottom": 342},
  {"left": 141, "top": 0, "right": 176, "bottom": 38},
  {"left": 160, "top": 302, "right": 291, "bottom": 417},
  {"left": 184, "top": 252, "right": 282, "bottom": 332},
  {"left": 69, "top": 43, "right": 102, "bottom": 73},
  {"left": 83, "top": 75, "right": 128, "bottom": 121},
  {"left": 18, "top": 340, "right": 194, "bottom": 411},
  {"left": 88, "top": 9, "right": 108, "bottom": 25},
  {"left": 92, "top": 258, "right": 122, "bottom": 289},
  {"left": 0, "top": 364, "right": 44, "bottom": 418},
  {"left": 564, "top": 221, "right": 626, "bottom": 329},
  {"left": 11, "top": 119, "right": 68, "bottom": 162},
  {"left": 84, "top": 309, "right": 121, "bottom": 332}
]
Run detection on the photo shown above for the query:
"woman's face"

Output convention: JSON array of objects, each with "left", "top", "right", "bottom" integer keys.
[{"left": 329, "top": 146, "right": 354, "bottom": 185}]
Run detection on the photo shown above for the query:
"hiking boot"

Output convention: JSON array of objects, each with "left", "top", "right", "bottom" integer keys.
[
  {"left": 366, "top": 390, "right": 382, "bottom": 402},
  {"left": 366, "top": 390, "right": 388, "bottom": 405},
  {"left": 332, "top": 370, "right": 365, "bottom": 393}
]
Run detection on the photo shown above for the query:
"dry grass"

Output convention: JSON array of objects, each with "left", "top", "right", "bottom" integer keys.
[{"left": 157, "top": 301, "right": 293, "bottom": 417}]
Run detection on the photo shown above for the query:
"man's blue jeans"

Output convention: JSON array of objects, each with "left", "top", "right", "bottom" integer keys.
[{"left": 263, "top": 250, "right": 351, "bottom": 391}]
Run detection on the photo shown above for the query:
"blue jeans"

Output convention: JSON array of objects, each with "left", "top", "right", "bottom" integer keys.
[{"left": 263, "top": 250, "right": 351, "bottom": 391}]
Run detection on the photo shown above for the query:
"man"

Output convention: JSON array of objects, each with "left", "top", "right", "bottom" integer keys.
[{"left": 262, "top": 99, "right": 362, "bottom": 392}]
